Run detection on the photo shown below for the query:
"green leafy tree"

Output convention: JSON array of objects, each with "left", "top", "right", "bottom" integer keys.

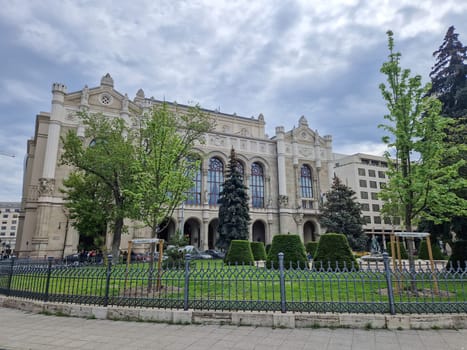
[
  {"left": 61, "top": 172, "right": 110, "bottom": 251},
  {"left": 379, "top": 30, "right": 467, "bottom": 272},
  {"left": 319, "top": 175, "right": 367, "bottom": 251},
  {"left": 217, "top": 148, "right": 251, "bottom": 250},
  {"left": 428, "top": 26, "right": 467, "bottom": 247},
  {"left": 127, "top": 103, "right": 212, "bottom": 241},
  {"left": 61, "top": 112, "right": 136, "bottom": 263}
]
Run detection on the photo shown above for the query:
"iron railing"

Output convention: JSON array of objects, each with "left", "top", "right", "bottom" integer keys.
[{"left": 0, "top": 253, "right": 465, "bottom": 314}]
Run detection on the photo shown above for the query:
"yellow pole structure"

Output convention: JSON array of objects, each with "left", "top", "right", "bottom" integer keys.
[{"left": 426, "top": 236, "right": 439, "bottom": 294}]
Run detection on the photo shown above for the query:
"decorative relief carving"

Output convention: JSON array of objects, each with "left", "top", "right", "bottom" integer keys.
[
  {"left": 278, "top": 195, "right": 289, "bottom": 208},
  {"left": 299, "top": 147, "right": 314, "bottom": 158},
  {"left": 38, "top": 178, "right": 55, "bottom": 197},
  {"left": 222, "top": 124, "right": 230, "bottom": 133},
  {"left": 240, "top": 128, "right": 249, "bottom": 137},
  {"left": 210, "top": 136, "right": 225, "bottom": 147},
  {"left": 293, "top": 213, "right": 304, "bottom": 225}
]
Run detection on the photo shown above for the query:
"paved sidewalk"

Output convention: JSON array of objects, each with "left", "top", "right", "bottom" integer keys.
[{"left": 0, "top": 308, "right": 465, "bottom": 350}]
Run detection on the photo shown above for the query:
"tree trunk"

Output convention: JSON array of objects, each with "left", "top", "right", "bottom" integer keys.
[{"left": 111, "top": 216, "right": 124, "bottom": 265}]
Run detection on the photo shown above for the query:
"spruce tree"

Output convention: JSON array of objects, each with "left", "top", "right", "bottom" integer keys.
[
  {"left": 319, "top": 175, "right": 367, "bottom": 251},
  {"left": 430, "top": 26, "right": 467, "bottom": 118},
  {"left": 217, "top": 148, "right": 251, "bottom": 250}
]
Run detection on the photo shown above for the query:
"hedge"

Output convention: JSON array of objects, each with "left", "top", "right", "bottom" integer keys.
[
  {"left": 250, "top": 241, "right": 267, "bottom": 261},
  {"left": 387, "top": 241, "right": 409, "bottom": 259},
  {"left": 417, "top": 240, "right": 445, "bottom": 260},
  {"left": 313, "top": 233, "right": 357, "bottom": 270},
  {"left": 447, "top": 240, "right": 467, "bottom": 270},
  {"left": 305, "top": 241, "right": 319, "bottom": 257},
  {"left": 266, "top": 234, "right": 307, "bottom": 269},
  {"left": 224, "top": 240, "right": 254, "bottom": 264}
]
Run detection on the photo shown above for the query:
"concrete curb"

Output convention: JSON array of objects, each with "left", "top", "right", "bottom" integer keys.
[{"left": 1, "top": 296, "right": 465, "bottom": 330}]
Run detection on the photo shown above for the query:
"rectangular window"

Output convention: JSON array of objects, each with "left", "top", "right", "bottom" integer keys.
[
  {"left": 361, "top": 203, "right": 370, "bottom": 211},
  {"left": 0, "top": 226, "right": 6, "bottom": 230},
  {"left": 10, "top": 232, "right": 15, "bottom": 236},
  {"left": 374, "top": 216, "right": 381, "bottom": 224},
  {"left": 360, "top": 191, "right": 368, "bottom": 199},
  {"left": 13, "top": 214, "right": 18, "bottom": 218},
  {"left": 384, "top": 217, "right": 392, "bottom": 225},
  {"left": 0, "top": 233, "right": 5, "bottom": 236},
  {"left": 359, "top": 179, "right": 367, "bottom": 187},
  {"left": 372, "top": 204, "right": 380, "bottom": 212},
  {"left": 380, "top": 182, "right": 386, "bottom": 189},
  {"left": 378, "top": 171, "right": 385, "bottom": 178},
  {"left": 2, "top": 215, "right": 7, "bottom": 218},
  {"left": 358, "top": 168, "right": 365, "bottom": 176},
  {"left": 363, "top": 216, "right": 371, "bottom": 224},
  {"left": 371, "top": 192, "right": 378, "bottom": 200},
  {"left": 369, "top": 181, "right": 377, "bottom": 188},
  {"left": 393, "top": 217, "right": 401, "bottom": 225},
  {"left": 1, "top": 221, "right": 6, "bottom": 225},
  {"left": 368, "top": 169, "right": 376, "bottom": 177},
  {"left": 10, "top": 226, "right": 16, "bottom": 230},
  {"left": 12, "top": 220, "right": 17, "bottom": 224}
]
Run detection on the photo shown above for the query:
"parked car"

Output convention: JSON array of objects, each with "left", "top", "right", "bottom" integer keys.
[
  {"left": 180, "top": 245, "right": 212, "bottom": 260},
  {"left": 203, "top": 249, "right": 225, "bottom": 259}
]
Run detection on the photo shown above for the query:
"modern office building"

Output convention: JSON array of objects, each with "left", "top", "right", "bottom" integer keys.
[
  {"left": 333, "top": 153, "right": 404, "bottom": 248},
  {"left": 0, "top": 202, "right": 20, "bottom": 256},
  {"left": 16, "top": 74, "right": 335, "bottom": 258}
]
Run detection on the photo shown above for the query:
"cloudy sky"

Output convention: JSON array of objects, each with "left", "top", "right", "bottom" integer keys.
[{"left": 0, "top": 0, "right": 466, "bottom": 202}]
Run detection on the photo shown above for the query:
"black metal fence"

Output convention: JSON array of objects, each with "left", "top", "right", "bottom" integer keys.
[{"left": 0, "top": 253, "right": 465, "bottom": 314}]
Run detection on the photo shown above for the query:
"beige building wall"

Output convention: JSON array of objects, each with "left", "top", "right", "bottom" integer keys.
[
  {"left": 0, "top": 202, "right": 20, "bottom": 255},
  {"left": 16, "top": 74, "right": 334, "bottom": 258}
]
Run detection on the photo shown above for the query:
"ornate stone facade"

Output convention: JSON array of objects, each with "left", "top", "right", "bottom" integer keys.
[{"left": 16, "top": 74, "right": 334, "bottom": 258}]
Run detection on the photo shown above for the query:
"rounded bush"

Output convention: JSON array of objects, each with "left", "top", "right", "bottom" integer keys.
[
  {"left": 417, "top": 240, "right": 445, "bottom": 260},
  {"left": 224, "top": 240, "right": 254, "bottom": 264},
  {"left": 387, "top": 241, "right": 409, "bottom": 259},
  {"left": 313, "top": 233, "right": 357, "bottom": 270},
  {"left": 305, "top": 241, "right": 319, "bottom": 257},
  {"left": 265, "top": 244, "right": 271, "bottom": 254},
  {"left": 266, "top": 234, "right": 307, "bottom": 269},
  {"left": 250, "top": 241, "right": 267, "bottom": 261}
]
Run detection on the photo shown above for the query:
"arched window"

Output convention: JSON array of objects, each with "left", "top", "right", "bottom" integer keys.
[
  {"left": 300, "top": 164, "right": 313, "bottom": 198},
  {"left": 208, "top": 157, "right": 224, "bottom": 205},
  {"left": 251, "top": 162, "right": 264, "bottom": 208},
  {"left": 186, "top": 159, "right": 201, "bottom": 205}
]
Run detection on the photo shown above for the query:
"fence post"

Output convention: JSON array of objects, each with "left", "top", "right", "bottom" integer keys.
[
  {"left": 44, "top": 257, "right": 54, "bottom": 302},
  {"left": 184, "top": 254, "right": 191, "bottom": 311},
  {"left": 104, "top": 256, "right": 112, "bottom": 307},
  {"left": 278, "top": 252, "right": 286, "bottom": 313},
  {"left": 6, "top": 257, "right": 15, "bottom": 296},
  {"left": 383, "top": 252, "right": 396, "bottom": 315}
]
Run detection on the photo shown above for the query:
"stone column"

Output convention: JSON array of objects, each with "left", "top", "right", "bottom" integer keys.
[{"left": 275, "top": 127, "right": 287, "bottom": 197}]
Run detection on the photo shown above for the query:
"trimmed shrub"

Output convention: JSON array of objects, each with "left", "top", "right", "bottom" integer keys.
[
  {"left": 265, "top": 244, "right": 271, "bottom": 254},
  {"left": 224, "top": 240, "right": 254, "bottom": 264},
  {"left": 305, "top": 241, "right": 319, "bottom": 257},
  {"left": 417, "top": 240, "right": 445, "bottom": 260},
  {"left": 313, "top": 233, "right": 357, "bottom": 270},
  {"left": 447, "top": 240, "right": 467, "bottom": 270},
  {"left": 250, "top": 241, "right": 267, "bottom": 261},
  {"left": 266, "top": 234, "right": 307, "bottom": 269},
  {"left": 387, "top": 241, "right": 409, "bottom": 259}
]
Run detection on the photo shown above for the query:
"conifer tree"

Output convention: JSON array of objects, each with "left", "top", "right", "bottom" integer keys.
[
  {"left": 217, "top": 148, "right": 251, "bottom": 250},
  {"left": 430, "top": 26, "right": 467, "bottom": 119},
  {"left": 319, "top": 175, "right": 367, "bottom": 251}
]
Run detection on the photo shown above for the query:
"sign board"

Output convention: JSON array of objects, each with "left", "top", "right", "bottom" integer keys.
[
  {"left": 394, "top": 232, "right": 430, "bottom": 238},
  {"left": 130, "top": 238, "right": 162, "bottom": 244}
]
